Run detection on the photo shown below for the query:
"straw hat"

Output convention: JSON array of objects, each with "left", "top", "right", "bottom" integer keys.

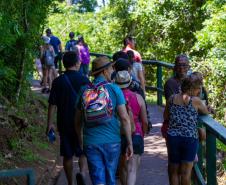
[
  {"left": 115, "top": 70, "right": 132, "bottom": 89},
  {"left": 91, "top": 56, "right": 115, "bottom": 75}
]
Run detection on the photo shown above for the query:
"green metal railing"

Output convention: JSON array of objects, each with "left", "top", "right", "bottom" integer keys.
[
  {"left": 0, "top": 168, "right": 35, "bottom": 185},
  {"left": 194, "top": 116, "right": 226, "bottom": 185},
  {"left": 142, "top": 60, "right": 174, "bottom": 105},
  {"left": 90, "top": 52, "right": 226, "bottom": 185}
]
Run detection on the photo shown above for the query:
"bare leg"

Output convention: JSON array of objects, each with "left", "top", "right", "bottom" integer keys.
[
  {"left": 168, "top": 163, "right": 180, "bottom": 185},
  {"left": 52, "top": 67, "right": 58, "bottom": 79},
  {"left": 48, "top": 68, "right": 53, "bottom": 90},
  {"left": 119, "top": 155, "right": 127, "bottom": 185},
  {"left": 126, "top": 154, "right": 140, "bottom": 185},
  {"left": 43, "top": 68, "right": 48, "bottom": 88},
  {"left": 63, "top": 157, "right": 73, "bottom": 185},
  {"left": 180, "top": 162, "right": 193, "bottom": 185},
  {"left": 79, "top": 154, "right": 88, "bottom": 177}
]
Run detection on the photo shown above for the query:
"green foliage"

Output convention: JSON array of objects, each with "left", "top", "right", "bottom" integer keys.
[
  {"left": 74, "top": 0, "right": 98, "bottom": 12},
  {"left": 0, "top": 59, "right": 16, "bottom": 98},
  {"left": 0, "top": 153, "right": 4, "bottom": 166},
  {"left": 145, "top": 92, "right": 156, "bottom": 105},
  {"left": 107, "top": 0, "right": 207, "bottom": 61},
  {"left": 47, "top": 2, "right": 121, "bottom": 53},
  {"left": 0, "top": 0, "right": 54, "bottom": 102},
  {"left": 8, "top": 137, "right": 41, "bottom": 162},
  {"left": 47, "top": 0, "right": 208, "bottom": 60},
  {"left": 3, "top": 92, "right": 51, "bottom": 164},
  {"left": 21, "top": 148, "right": 40, "bottom": 162},
  {"left": 217, "top": 140, "right": 226, "bottom": 152},
  {"left": 192, "top": 1, "right": 226, "bottom": 124},
  {"left": 8, "top": 138, "right": 21, "bottom": 151}
]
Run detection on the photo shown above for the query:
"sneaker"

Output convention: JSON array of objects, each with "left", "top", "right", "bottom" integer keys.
[{"left": 76, "top": 173, "right": 86, "bottom": 185}]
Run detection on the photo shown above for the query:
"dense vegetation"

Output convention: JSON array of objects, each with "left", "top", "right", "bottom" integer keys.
[
  {"left": 0, "top": 1, "right": 225, "bottom": 121},
  {"left": 0, "top": 0, "right": 54, "bottom": 102}
]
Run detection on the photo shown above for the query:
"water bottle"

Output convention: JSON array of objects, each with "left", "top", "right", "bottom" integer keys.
[{"left": 48, "top": 128, "right": 56, "bottom": 143}]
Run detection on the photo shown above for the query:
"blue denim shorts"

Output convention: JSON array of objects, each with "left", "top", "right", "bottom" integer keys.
[
  {"left": 167, "top": 135, "right": 198, "bottom": 164},
  {"left": 84, "top": 143, "right": 121, "bottom": 185}
]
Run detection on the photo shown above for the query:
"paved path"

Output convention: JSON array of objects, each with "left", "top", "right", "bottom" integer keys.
[{"left": 54, "top": 104, "right": 169, "bottom": 185}]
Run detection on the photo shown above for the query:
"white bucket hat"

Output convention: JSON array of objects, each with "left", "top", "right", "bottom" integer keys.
[{"left": 115, "top": 70, "right": 132, "bottom": 89}]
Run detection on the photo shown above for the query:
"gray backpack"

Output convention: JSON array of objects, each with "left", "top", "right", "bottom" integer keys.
[
  {"left": 44, "top": 48, "right": 55, "bottom": 66},
  {"left": 68, "top": 40, "right": 78, "bottom": 52}
]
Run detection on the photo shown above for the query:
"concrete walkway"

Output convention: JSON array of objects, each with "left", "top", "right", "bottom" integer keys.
[{"left": 53, "top": 105, "right": 169, "bottom": 185}]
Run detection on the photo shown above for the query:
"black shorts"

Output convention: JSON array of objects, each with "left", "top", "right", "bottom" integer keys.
[
  {"left": 121, "top": 134, "right": 144, "bottom": 155},
  {"left": 167, "top": 135, "right": 198, "bottom": 164},
  {"left": 54, "top": 54, "right": 62, "bottom": 69},
  {"left": 59, "top": 133, "right": 83, "bottom": 158}
]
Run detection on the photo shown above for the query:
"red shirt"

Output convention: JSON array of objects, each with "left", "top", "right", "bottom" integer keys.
[{"left": 123, "top": 46, "right": 142, "bottom": 63}]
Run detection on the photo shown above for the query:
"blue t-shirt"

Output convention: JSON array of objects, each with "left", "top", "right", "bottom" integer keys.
[
  {"left": 77, "top": 76, "right": 126, "bottom": 145},
  {"left": 49, "top": 70, "right": 90, "bottom": 135},
  {"left": 50, "top": 35, "right": 61, "bottom": 55}
]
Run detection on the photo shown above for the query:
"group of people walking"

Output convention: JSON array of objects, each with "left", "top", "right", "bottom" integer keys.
[
  {"left": 44, "top": 31, "right": 209, "bottom": 185},
  {"left": 35, "top": 28, "right": 90, "bottom": 93}
]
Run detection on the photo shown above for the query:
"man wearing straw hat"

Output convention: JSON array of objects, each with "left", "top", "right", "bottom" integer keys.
[{"left": 75, "top": 56, "right": 133, "bottom": 185}]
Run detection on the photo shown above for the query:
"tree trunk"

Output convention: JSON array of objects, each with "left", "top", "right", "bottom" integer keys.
[{"left": 15, "top": 2, "right": 29, "bottom": 102}]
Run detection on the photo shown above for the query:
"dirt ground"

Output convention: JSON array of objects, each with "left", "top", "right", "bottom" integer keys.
[{"left": 0, "top": 90, "right": 60, "bottom": 185}]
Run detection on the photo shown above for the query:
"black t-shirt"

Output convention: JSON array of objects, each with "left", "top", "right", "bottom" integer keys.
[
  {"left": 49, "top": 70, "right": 90, "bottom": 134},
  {"left": 164, "top": 77, "right": 181, "bottom": 100}
]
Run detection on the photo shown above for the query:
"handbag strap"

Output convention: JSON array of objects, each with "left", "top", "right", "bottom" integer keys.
[{"left": 63, "top": 74, "right": 77, "bottom": 97}]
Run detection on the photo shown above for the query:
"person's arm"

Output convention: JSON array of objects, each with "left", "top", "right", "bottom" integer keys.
[
  {"left": 137, "top": 94, "right": 148, "bottom": 134},
  {"left": 59, "top": 43, "right": 62, "bottom": 52},
  {"left": 193, "top": 97, "right": 209, "bottom": 115},
  {"left": 58, "top": 41, "right": 62, "bottom": 52},
  {"left": 40, "top": 46, "right": 44, "bottom": 58},
  {"left": 163, "top": 99, "right": 170, "bottom": 121},
  {"left": 117, "top": 104, "right": 133, "bottom": 158},
  {"left": 51, "top": 46, "right": 56, "bottom": 57},
  {"left": 46, "top": 81, "right": 57, "bottom": 135},
  {"left": 65, "top": 41, "right": 69, "bottom": 51},
  {"left": 136, "top": 51, "right": 142, "bottom": 63},
  {"left": 137, "top": 64, "right": 145, "bottom": 92},
  {"left": 192, "top": 97, "right": 208, "bottom": 141},
  {"left": 74, "top": 108, "right": 83, "bottom": 149},
  {"left": 46, "top": 104, "right": 56, "bottom": 135}
]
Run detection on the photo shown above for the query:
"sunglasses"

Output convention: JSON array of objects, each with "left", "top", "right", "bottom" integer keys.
[{"left": 175, "top": 64, "right": 189, "bottom": 68}]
